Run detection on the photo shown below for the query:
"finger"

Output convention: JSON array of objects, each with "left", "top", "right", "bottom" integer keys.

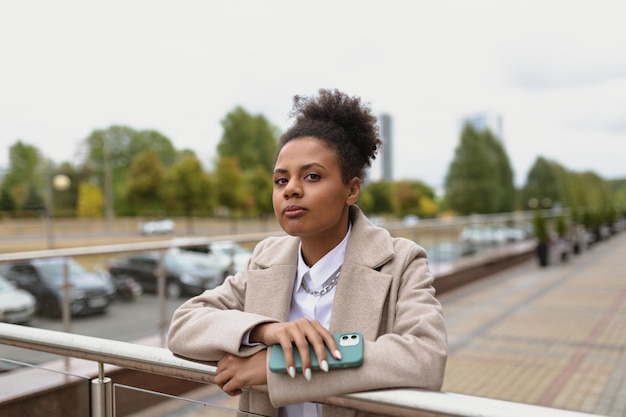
[
  {"left": 293, "top": 337, "right": 312, "bottom": 381},
  {"left": 312, "top": 321, "right": 341, "bottom": 361},
  {"left": 222, "top": 378, "right": 244, "bottom": 396},
  {"left": 278, "top": 340, "right": 297, "bottom": 378},
  {"left": 214, "top": 368, "right": 231, "bottom": 390}
]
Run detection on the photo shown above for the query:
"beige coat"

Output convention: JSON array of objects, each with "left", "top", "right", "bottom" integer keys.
[{"left": 167, "top": 206, "right": 448, "bottom": 417}]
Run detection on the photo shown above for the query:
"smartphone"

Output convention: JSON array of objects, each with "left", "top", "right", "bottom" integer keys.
[{"left": 268, "top": 332, "right": 364, "bottom": 373}]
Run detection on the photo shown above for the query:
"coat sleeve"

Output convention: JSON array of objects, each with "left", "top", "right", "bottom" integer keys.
[
  {"left": 266, "top": 241, "right": 448, "bottom": 407},
  {"left": 167, "top": 250, "right": 280, "bottom": 361}
]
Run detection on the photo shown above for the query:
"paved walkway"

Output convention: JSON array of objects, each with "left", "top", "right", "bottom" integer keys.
[{"left": 439, "top": 230, "right": 626, "bottom": 416}]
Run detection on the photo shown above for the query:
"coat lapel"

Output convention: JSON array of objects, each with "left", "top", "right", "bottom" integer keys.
[
  {"left": 329, "top": 207, "right": 395, "bottom": 340},
  {"left": 245, "top": 265, "right": 296, "bottom": 321},
  {"left": 330, "top": 263, "right": 392, "bottom": 340}
]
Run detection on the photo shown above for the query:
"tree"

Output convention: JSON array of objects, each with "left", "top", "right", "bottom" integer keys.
[
  {"left": 522, "top": 157, "right": 562, "bottom": 210},
  {"left": 362, "top": 181, "right": 395, "bottom": 214},
  {"left": 217, "top": 107, "right": 279, "bottom": 174},
  {"left": 77, "top": 183, "right": 105, "bottom": 218},
  {"left": 392, "top": 180, "right": 438, "bottom": 218},
  {"left": 3, "top": 141, "right": 43, "bottom": 188},
  {"left": 214, "top": 156, "right": 246, "bottom": 217},
  {"left": 3, "top": 141, "right": 45, "bottom": 211},
  {"left": 393, "top": 181, "right": 421, "bottom": 218},
  {"left": 162, "top": 154, "right": 213, "bottom": 233},
  {"left": 123, "top": 150, "right": 165, "bottom": 216},
  {"left": 243, "top": 166, "right": 274, "bottom": 217},
  {"left": 82, "top": 126, "right": 177, "bottom": 215},
  {"left": 0, "top": 186, "right": 16, "bottom": 215},
  {"left": 21, "top": 184, "right": 45, "bottom": 214},
  {"left": 487, "top": 131, "right": 516, "bottom": 212},
  {"left": 444, "top": 125, "right": 515, "bottom": 215}
]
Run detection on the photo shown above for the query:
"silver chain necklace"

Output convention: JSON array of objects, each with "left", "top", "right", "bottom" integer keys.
[{"left": 301, "top": 268, "right": 341, "bottom": 297}]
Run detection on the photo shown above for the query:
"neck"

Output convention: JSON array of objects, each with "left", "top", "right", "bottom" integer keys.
[{"left": 300, "top": 219, "right": 350, "bottom": 267}]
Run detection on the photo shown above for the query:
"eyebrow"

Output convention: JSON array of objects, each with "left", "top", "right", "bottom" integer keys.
[{"left": 273, "top": 162, "right": 326, "bottom": 175}]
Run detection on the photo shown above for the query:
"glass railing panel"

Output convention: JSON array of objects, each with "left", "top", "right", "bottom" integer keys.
[
  {"left": 0, "top": 356, "right": 91, "bottom": 417},
  {"left": 114, "top": 383, "right": 251, "bottom": 417}
]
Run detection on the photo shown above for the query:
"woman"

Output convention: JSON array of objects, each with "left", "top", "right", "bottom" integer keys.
[{"left": 167, "top": 89, "right": 448, "bottom": 417}]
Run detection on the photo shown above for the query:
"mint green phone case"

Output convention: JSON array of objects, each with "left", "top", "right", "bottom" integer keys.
[{"left": 268, "top": 332, "right": 364, "bottom": 373}]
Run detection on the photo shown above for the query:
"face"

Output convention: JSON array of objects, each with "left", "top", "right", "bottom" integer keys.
[{"left": 272, "top": 137, "right": 360, "bottom": 245}]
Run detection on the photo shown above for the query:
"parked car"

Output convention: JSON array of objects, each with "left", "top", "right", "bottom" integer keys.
[
  {"left": 196, "top": 240, "right": 252, "bottom": 274},
  {"left": 93, "top": 267, "right": 143, "bottom": 302},
  {"left": 0, "top": 274, "right": 37, "bottom": 324},
  {"left": 106, "top": 248, "right": 223, "bottom": 298},
  {"left": 0, "top": 257, "right": 112, "bottom": 318},
  {"left": 138, "top": 218, "right": 175, "bottom": 235},
  {"left": 176, "top": 240, "right": 253, "bottom": 276}
]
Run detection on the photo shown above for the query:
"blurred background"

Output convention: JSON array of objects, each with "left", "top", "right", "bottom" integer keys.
[
  {"left": 2, "top": 3, "right": 626, "bottom": 415},
  {"left": 1, "top": 1, "right": 625, "bottom": 239}
]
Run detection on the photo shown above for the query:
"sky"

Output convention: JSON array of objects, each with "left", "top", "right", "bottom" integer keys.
[{"left": 1, "top": 0, "right": 625, "bottom": 191}]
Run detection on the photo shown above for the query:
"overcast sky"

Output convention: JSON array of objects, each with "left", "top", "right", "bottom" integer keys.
[{"left": 2, "top": 0, "right": 625, "bottom": 190}]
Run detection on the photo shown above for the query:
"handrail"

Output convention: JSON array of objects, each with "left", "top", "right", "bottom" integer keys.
[
  {"left": 0, "top": 231, "right": 285, "bottom": 262},
  {"left": 0, "top": 323, "right": 600, "bottom": 417}
]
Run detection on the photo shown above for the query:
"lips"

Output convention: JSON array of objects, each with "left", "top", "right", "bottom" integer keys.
[{"left": 283, "top": 205, "right": 307, "bottom": 217}]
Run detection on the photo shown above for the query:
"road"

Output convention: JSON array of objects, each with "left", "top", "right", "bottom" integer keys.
[{"left": 0, "top": 293, "right": 185, "bottom": 370}]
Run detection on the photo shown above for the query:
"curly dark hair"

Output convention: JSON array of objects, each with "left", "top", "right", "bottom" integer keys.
[{"left": 277, "top": 89, "right": 382, "bottom": 183}]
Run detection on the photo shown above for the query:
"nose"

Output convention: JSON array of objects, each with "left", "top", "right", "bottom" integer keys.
[{"left": 284, "top": 179, "right": 302, "bottom": 199}]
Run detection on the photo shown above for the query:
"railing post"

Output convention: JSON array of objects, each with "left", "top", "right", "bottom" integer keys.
[
  {"left": 62, "top": 257, "right": 72, "bottom": 371},
  {"left": 157, "top": 250, "right": 167, "bottom": 347},
  {"left": 91, "top": 363, "right": 114, "bottom": 417}
]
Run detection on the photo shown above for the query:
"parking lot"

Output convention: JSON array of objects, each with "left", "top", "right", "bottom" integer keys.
[{"left": 0, "top": 293, "right": 185, "bottom": 369}]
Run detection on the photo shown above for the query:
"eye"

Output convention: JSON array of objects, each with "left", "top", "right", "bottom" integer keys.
[
  {"left": 304, "top": 173, "right": 321, "bottom": 181},
  {"left": 274, "top": 177, "right": 288, "bottom": 186}
]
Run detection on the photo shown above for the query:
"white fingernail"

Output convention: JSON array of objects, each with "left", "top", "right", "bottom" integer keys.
[
  {"left": 304, "top": 368, "right": 312, "bottom": 381},
  {"left": 320, "top": 360, "right": 329, "bottom": 372},
  {"left": 288, "top": 366, "right": 296, "bottom": 378},
  {"left": 334, "top": 350, "right": 342, "bottom": 360}
]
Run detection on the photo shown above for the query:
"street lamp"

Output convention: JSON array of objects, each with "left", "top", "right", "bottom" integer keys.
[{"left": 46, "top": 173, "right": 71, "bottom": 249}]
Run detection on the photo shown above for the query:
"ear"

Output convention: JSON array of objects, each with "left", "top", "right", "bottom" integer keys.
[{"left": 346, "top": 177, "right": 361, "bottom": 205}]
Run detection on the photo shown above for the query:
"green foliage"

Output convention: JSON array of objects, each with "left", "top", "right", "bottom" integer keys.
[
  {"left": 214, "top": 156, "right": 245, "bottom": 216},
  {"left": 0, "top": 186, "right": 16, "bottom": 213},
  {"left": 533, "top": 211, "right": 549, "bottom": 242},
  {"left": 21, "top": 184, "right": 45, "bottom": 213},
  {"left": 162, "top": 154, "right": 213, "bottom": 219},
  {"left": 523, "top": 157, "right": 561, "bottom": 209},
  {"left": 82, "top": 126, "right": 177, "bottom": 215},
  {"left": 243, "top": 166, "right": 274, "bottom": 217},
  {"left": 392, "top": 180, "right": 438, "bottom": 218},
  {"left": 123, "top": 150, "right": 165, "bottom": 215},
  {"left": 522, "top": 158, "right": 614, "bottom": 215},
  {"left": 2, "top": 141, "right": 47, "bottom": 214},
  {"left": 488, "top": 132, "right": 516, "bottom": 212},
  {"left": 77, "top": 183, "right": 104, "bottom": 218},
  {"left": 5, "top": 107, "right": 623, "bottom": 222},
  {"left": 361, "top": 181, "right": 395, "bottom": 214},
  {"left": 3, "top": 141, "right": 44, "bottom": 190},
  {"left": 393, "top": 181, "right": 420, "bottom": 218},
  {"left": 217, "top": 107, "right": 279, "bottom": 174},
  {"left": 555, "top": 215, "right": 568, "bottom": 238},
  {"left": 444, "top": 126, "right": 515, "bottom": 214}
]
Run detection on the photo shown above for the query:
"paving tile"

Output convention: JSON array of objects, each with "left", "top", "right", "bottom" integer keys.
[{"left": 439, "top": 231, "right": 626, "bottom": 416}]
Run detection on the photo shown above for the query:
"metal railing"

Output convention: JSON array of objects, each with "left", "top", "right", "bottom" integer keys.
[
  {"left": 0, "top": 212, "right": 608, "bottom": 416},
  {"left": 0, "top": 322, "right": 600, "bottom": 417}
]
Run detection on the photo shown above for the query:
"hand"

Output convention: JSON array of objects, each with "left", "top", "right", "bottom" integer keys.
[
  {"left": 250, "top": 319, "right": 341, "bottom": 380},
  {"left": 215, "top": 350, "right": 268, "bottom": 396}
]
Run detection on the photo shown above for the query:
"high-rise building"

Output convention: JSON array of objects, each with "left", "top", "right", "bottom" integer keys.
[
  {"left": 460, "top": 112, "right": 503, "bottom": 142},
  {"left": 379, "top": 113, "right": 393, "bottom": 181}
]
